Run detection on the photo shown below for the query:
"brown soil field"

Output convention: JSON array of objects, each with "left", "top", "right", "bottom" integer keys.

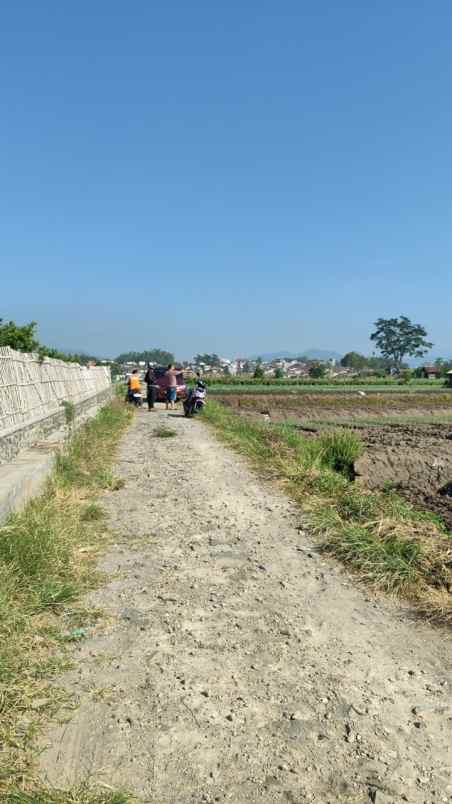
[
  {"left": 216, "top": 394, "right": 452, "bottom": 531},
  {"left": 354, "top": 424, "right": 452, "bottom": 530},
  {"left": 215, "top": 391, "right": 452, "bottom": 421}
]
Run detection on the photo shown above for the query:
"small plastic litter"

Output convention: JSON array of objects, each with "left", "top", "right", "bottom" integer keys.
[{"left": 62, "top": 627, "right": 88, "bottom": 641}]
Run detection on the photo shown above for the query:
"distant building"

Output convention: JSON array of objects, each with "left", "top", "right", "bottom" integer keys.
[{"left": 421, "top": 365, "right": 441, "bottom": 379}]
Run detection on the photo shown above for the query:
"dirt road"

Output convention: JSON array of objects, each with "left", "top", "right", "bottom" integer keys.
[{"left": 39, "top": 409, "right": 452, "bottom": 803}]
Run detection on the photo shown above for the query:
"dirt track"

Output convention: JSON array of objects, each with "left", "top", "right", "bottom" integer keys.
[{"left": 39, "top": 409, "right": 452, "bottom": 803}]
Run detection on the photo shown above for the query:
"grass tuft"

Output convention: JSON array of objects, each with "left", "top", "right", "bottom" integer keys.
[
  {"left": 80, "top": 504, "right": 105, "bottom": 522},
  {"left": 317, "top": 429, "right": 363, "bottom": 477},
  {"left": 153, "top": 427, "right": 177, "bottom": 438}
]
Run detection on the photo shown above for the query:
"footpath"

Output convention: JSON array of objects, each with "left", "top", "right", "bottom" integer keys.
[{"left": 39, "top": 408, "right": 452, "bottom": 803}]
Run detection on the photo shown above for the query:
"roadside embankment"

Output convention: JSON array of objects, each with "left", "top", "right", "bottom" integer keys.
[{"left": 0, "top": 398, "right": 132, "bottom": 800}]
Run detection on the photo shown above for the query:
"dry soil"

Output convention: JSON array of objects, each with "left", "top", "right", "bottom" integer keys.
[{"left": 39, "top": 408, "right": 452, "bottom": 803}]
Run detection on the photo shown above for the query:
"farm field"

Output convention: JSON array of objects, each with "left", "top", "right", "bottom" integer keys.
[
  {"left": 208, "top": 381, "right": 448, "bottom": 394},
  {"left": 215, "top": 390, "right": 452, "bottom": 530}
]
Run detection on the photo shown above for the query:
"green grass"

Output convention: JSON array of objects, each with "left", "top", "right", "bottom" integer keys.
[
  {"left": 203, "top": 374, "right": 447, "bottom": 388},
  {"left": 0, "top": 399, "right": 132, "bottom": 797},
  {"left": 317, "top": 429, "right": 363, "bottom": 477},
  {"left": 208, "top": 382, "right": 450, "bottom": 394},
  {"left": 203, "top": 401, "right": 452, "bottom": 619},
  {"left": 80, "top": 503, "right": 105, "bottom": 522},
  {"left": 153, "top": 426, "right": 177, "bottom": 438}
]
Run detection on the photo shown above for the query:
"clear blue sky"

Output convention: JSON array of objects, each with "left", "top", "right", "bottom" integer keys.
[{"left": 1, "top": 1, "right": 451, "bottom": 359}]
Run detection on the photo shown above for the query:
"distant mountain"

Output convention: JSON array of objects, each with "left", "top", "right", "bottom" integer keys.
[{"left": 252, "top": 349, "right": 342, "bottom": 362}]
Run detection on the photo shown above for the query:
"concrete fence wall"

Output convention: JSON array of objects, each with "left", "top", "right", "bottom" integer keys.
[{"left": 0, "top": 347, "right": 112, "bottom": 464}]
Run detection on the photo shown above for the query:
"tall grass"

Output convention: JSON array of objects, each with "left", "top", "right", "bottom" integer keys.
[
  {"left": 204, "top": 401, "right": 452, "bottom": 621},
  {"left": 317, "top": 430, "right": 362, "bottom": 477},
  {"left": 0, "top": 399, "right": 132, "bottom": 798}
]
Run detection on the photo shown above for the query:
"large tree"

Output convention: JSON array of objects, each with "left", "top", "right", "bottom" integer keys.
[{"left": 370, "top": 316, "right": 433, "bottom": 368}]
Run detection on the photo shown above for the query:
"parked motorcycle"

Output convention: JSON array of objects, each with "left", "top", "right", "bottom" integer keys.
[
  {"left": 183, "top": 380, "right": 207, "bottom": 417},
  {"left": 126, "top": 390, "right": 143, "bottom": 407}
]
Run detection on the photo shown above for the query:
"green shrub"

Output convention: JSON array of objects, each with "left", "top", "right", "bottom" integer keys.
[{"left": 399, "top": 369, "right": 412, "bottom": 385}]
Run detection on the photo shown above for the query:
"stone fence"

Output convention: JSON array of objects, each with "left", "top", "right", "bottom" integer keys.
[{"left": 0, "top": 346, "right": 112, "bottom": 464}]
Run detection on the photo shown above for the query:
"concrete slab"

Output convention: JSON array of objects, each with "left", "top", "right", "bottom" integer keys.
[{"left": 0, "top": 436, "right": 63, "bottom": 523}]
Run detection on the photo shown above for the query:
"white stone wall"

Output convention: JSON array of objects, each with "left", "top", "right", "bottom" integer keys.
[{"left": 0, "top": 347, "right": 112, "bottom": 462}]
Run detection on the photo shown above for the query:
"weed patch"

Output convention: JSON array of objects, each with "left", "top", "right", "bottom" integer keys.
[
  {"left": 317, "top": 430, "right": 362, "bottom": 477},
  {"left": 80, "top": 503, "right": 105, "bottom": 522},
  {"left": 154, "top": 427, "right": 177, "bottom": 438}
]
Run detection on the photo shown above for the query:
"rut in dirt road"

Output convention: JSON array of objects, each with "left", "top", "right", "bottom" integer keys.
[{"left": 39, "top": 409, "right": 452, "bottom": 803}]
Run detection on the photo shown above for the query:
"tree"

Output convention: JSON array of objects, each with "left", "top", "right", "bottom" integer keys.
[
  {"left": 309, "top": 363, "right": 326, "bottom": 379},
  {"left": 193, "top": 353, "right": 221, "bottom": 367},
  {"left": 366, "top": 355, "right": 393, "bottom": 373},
  {"left": 370, "top": 316, "right": 433, "bottom": 369},
  {"left": 399, "top": 368, "right": 412, "bottom": 385},
  {"left": 340, "top": 352, "right": 368, "bottom": 370},
  {"left": 0, "top": 318, "right": 102, "bottom": 364},
  {"left": 0, "top": 319, "right": 39, "bottom": 352},
  {"left": 274, "top": 367, "right": 284, "bottom": 379},
  {"left": 115, "top": 348, "right": 175, "bottom": 365},
  {"left": 253, "top": 357, "right": 264, "bottom": 379}
]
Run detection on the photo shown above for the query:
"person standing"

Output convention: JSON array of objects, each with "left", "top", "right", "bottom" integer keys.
[
  {"left": 144, "top": 364, "right": 157, "bottom": 411},
  {"left": 127, "top": 369, "right": 142, "bottom": 406},
  {"left": 165, "top": 363, "right": 180, "bottom": 410}
]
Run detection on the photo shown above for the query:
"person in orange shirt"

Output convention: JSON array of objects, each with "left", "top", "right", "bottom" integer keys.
[{"left": 127, "top": 369, "right": 142, "bottom": 405}]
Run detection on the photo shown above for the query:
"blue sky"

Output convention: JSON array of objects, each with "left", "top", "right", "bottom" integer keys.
[{"left": 1, "top": 1, "right": 451, "bottom": 359}]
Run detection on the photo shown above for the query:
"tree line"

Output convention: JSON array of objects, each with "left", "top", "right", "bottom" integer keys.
[
  {"left": 115, "top": 349, "right": 175, "bottom": 365},
  {"left": 0, "top": 319, "right": 99, "bottom": 364},
  {"left": 1, "top": 315, "right": 447, "bottom": 374}
]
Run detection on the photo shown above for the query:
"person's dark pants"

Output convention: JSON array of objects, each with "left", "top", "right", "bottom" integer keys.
[{"left": 147, "top": 385, "right": 157, "bottom": 410}]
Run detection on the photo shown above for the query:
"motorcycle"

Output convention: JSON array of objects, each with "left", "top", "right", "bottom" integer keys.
[
  {"left": 126, "top": 389, "right": 143, "bottom": 407},
  {"left": 183, "top": 380, "right": 207, "bottom": 417}
]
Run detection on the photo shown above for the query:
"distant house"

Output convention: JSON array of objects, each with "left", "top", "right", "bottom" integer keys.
[
  {"left": 286, "top": 362, "right": 310, "bottom": 377},
  {"left": 421, "top": 365, "right": 441, "bottom": 379}
]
